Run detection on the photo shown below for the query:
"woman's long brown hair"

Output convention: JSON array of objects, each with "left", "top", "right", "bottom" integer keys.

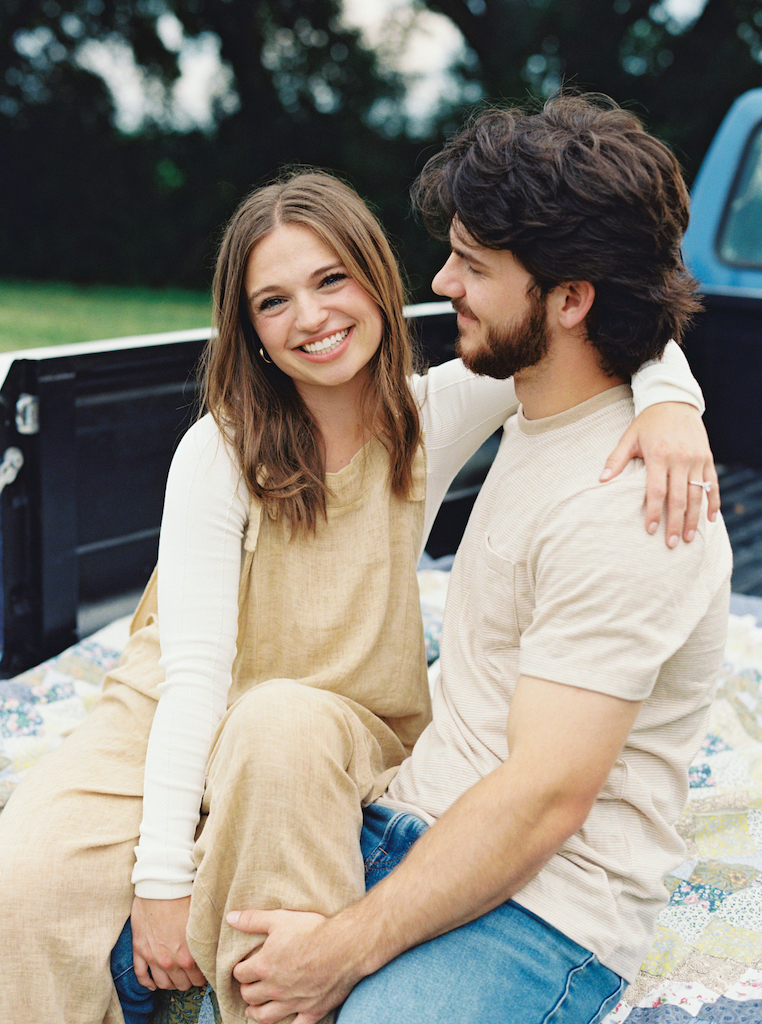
[{"left": 200, "top": 169, "right": 422, "bottom": 533}]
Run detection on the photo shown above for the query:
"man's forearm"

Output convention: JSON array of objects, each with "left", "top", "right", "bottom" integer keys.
[
  {"left": 228, "top": 756, "right": 580, "bottom": 1022},
  {"left": 315, "top": 678, "right": 640, "bottom": 982},
  {"left": 230, "top": 678, "right": 641, "bottom": 1023},
  {"left": 315, "top": 758, "right": 588, "bottom": 984}
]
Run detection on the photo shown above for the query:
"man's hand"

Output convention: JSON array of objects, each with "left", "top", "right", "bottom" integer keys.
[
  {"left": 228, "top": 909, "right": 355, "bottom": 1024},
  {"left": 131, "top": 894, "right": 206, "bottom": 992},
  {"left": 600, "top": 402, "right": 720, "bottom": 546}
]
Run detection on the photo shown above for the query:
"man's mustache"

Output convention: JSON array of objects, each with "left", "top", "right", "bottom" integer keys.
[{"left": 451, "top": 298, "right": 477, "bottom": 320}]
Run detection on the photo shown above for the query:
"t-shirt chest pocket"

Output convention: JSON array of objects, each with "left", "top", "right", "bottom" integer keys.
[{"left": 469, "top": 533, "right": 534, "bottom": 651}]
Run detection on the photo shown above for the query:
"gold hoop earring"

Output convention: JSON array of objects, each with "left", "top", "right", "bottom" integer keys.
[{"left": 259, "top": 347, "right": 272, "bottom": 364}]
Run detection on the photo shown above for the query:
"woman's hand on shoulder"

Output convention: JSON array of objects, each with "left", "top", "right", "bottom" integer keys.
[
  {"left": 130, "top": 893, "right": 207, "bottom": 991},
  {"left": 600, "top": 402, "right": 720, "bottom": 547}
]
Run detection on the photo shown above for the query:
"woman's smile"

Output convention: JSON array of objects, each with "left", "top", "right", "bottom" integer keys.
[{"left": 300, "top": 326, "right": 352, "bottom": 357}]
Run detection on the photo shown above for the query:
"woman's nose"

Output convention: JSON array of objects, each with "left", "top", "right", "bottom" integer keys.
[{"left": 294, "top": 293, "right": 329, "bottom": 332}]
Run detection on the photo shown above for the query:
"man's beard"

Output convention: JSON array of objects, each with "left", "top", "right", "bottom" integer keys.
[{"left": 455, "top": 290, "right": 550, "bottom": 380}]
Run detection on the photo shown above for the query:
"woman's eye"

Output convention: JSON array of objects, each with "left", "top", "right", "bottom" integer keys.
[
  {"left": 321, "top": 272, "right": 347, "bottom": 288},
  {"left": 258, "top": 296, "right": 284, "bottom": 312}
]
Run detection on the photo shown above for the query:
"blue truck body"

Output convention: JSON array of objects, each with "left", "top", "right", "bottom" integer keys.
[
  {"left": 679, "top": 89, "right": 762, "bottom": 469},
  {"left": 684, "top": 88, "right": 762, "bottom": 293}
]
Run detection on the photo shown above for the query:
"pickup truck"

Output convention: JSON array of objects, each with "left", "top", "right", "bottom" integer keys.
[
  {"left": 0, "top": 309, "right": 464, "bottom": 675},
  {"left": 1, "top": 89, "right": 761, "bottom": 675},
  {"left": 682, "top": 87, "right": 762, "bottom": 469}
]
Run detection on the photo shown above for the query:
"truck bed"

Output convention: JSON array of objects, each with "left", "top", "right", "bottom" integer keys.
[
  {"left": 2, "top": 304, "right": 758, "bottom": 676},
  {"left": 717, "top": 463, "right": 762, "bottom": 596}
]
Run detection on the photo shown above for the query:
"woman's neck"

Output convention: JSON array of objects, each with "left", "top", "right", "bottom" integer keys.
[{"left": 297, "top": 378, "right": 379, "bottom": 474}]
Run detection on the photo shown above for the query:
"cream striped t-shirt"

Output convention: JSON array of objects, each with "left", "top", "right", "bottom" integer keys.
[{"left": 385, "top": 384, "right": 732, "bottom": 982}]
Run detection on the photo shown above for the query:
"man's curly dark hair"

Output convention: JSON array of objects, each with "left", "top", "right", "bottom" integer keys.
[{"left": 412, "top": 93, "right": 702, "bottom": 379}]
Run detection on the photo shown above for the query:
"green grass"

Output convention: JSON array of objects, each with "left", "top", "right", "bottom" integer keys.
[{"left": 0, "top": 279, "right": 213, "bottom": 353}]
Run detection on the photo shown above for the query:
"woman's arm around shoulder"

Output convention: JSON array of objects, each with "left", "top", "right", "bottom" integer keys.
[
  {"left": 411, "top": 360, "right": 517, "bottom": 544},
  {"left": 610, "top": 341, "right": 718, "bottom": 544}
]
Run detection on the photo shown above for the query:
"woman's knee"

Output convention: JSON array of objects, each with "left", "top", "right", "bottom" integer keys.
[
  {"left": 219, "top": 681, "right": 354, "bottom": 760},
  {"left": 205, "top": 683, "right": 366, "bottom": 812}
]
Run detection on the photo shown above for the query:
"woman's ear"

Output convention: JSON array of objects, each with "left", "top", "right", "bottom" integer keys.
[{"left": 553, "top": 280, "right": 595, "bottom": 330}]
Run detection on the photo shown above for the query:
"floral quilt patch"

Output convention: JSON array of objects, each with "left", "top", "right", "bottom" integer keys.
[
  {"left": 0, "top": 636, "right": 122, "bottom": 809},
  {"left": 603, "top": 611, "right": 762, "bottom": 1021}
]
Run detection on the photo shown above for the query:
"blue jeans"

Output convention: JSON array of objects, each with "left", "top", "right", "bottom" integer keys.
[
  {"left": 111, "top": 919, "right": 155, "bottom": 1024},
  {"left": 337, "top": 803, "right": 627, "bottom": 1024},
  {"left": 112, "top": 805, "right": 626, "bottom": 1024}
]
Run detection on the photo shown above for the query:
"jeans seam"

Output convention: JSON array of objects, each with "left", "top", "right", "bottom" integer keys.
[
  {"left": 543, "top": 953, "right": 625, "bottom": 1024},
  {"left": 112, "top": 963, "right": 134, "bottom": 983},
  {"left": 590, "top": 976, "right": 627, "bottom": 1024},
  {"left": 543, "top": 952, "right": 594, "bottom": 1024}
]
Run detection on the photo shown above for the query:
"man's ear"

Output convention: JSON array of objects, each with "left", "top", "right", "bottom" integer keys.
[{"left": 553, "top": 280, "right": 595, "bottom": 330}]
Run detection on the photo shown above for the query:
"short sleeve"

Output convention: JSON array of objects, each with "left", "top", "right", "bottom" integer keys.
[{"left": 518, "top": 468, "right": 729, "bottom": 700}]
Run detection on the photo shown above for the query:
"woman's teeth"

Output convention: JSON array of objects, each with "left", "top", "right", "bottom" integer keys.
[{"left": 302, "top": 328, "right": 349, "bottom": 354}]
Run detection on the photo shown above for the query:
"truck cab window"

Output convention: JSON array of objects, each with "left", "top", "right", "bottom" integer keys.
[{"left": 718, "top": 123, "right": 762, "bottom": 267}]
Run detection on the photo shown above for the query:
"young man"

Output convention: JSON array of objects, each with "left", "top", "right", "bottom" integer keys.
[{"left": 228, "top": 94, "right": 733, "bottom": 1024}]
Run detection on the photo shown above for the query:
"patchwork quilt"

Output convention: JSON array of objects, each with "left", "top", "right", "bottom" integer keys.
[{"left": 2, "top": 573, "right": 762, "bottom": 1022}]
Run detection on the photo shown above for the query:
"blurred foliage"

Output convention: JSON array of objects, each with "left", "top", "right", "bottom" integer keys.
[
  {"left": 1, "top": 0, "right": 762, "bottom": 299},
  {"left": 423, "top": 0, "right": 762, "bottom": 180},
  {"left": 0, "top": 0, "right": 431, "bottom": 292}
]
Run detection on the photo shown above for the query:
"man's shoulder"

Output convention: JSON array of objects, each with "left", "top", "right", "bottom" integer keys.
[
  {"left": 536, "top": 470, "right": 732, "bottom": 593},
  {"left": 489, "top": 392, "right": 639, "bottom": 522}
]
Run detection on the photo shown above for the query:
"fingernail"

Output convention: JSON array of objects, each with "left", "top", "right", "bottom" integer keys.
[
  {"left": 686, "top": 530, "right": 695, "bottom": 542},
  {"left": 227, "top": 911, "right": 241, "bottom": 925},
  {"left": 668, "top": 534, "right": 679, "bottom": 548},
  {"left": 709, "top": 512, "right": 717, "bottom": 522},
  {"left": 600, "top": 468, "right": 612, "bottom": 481},
  {"left": 647, "top": 521, "right": 658, "bottom": 535}
]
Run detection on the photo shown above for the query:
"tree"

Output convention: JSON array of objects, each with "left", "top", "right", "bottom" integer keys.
[
  {"left": 4, "top": 0, "right": 762, "bottom": 294},
  {"left": 0, "top": 0, "right": 428, "bottom": 289},
  {"left": 418, "top": 0, "right": 762, "bottom": 178}
]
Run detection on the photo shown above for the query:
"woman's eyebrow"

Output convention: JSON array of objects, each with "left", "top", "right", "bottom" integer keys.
[{"left": 247, "top": 263, "right": 345, "bottom": 303}]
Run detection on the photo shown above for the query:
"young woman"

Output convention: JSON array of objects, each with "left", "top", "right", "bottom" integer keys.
[{"left": 0, "top": 170, "right": 713, "bottom": 1024}]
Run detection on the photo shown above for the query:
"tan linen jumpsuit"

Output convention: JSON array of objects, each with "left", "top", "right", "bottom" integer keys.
[{"left": 0, "top": 437, "right": 432, "bottom": 1024}]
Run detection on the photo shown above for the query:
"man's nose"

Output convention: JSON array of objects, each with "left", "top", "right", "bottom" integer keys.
[{"left": 432, "top": 254, "right": 461, "bottom": 298}]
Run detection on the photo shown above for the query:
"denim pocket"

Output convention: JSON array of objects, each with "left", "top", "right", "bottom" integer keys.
[{"left": 361, "top": 805, "right": 429, "bottom": 891}]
